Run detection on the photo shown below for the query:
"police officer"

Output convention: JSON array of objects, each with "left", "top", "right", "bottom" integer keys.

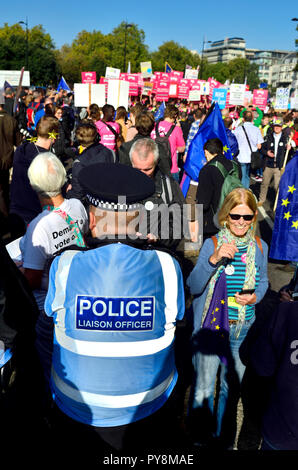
[{"left": 45, "top": 163, "right": 185, "bottom": 459}]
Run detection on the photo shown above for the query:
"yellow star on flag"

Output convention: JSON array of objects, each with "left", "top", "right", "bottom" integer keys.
[
  {"left": 292, "top": 220, "right": 298, "bottom": 230},
  {"left": 215, "top": 307, "right": 219, "bottom": 312},
  {"left": 27, "top": 136, "right": 38, "bottom": 143},
  {"left": 288, "top": 185, "right": 297, "bottom": 194},
  {"left": 215, "top": 325, "right": 220, "bottom": 330},
  {"left": 221, "top": 299, "right": 225, "bottom": 304},
  {"left": 211, "top": 318, "right": 216, "bottom": 323},
  {"left": 281, "top": 198, "right": 290, "bottom": 207},
  {"left": 223, "top": 145, "right": 229, "bottom": 153},
  {"left": 284, "top": 211, "right": 292, "bottom": 220}
]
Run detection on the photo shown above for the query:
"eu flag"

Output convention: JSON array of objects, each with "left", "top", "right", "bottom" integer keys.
[
  {"left": 202, "top": 270, "right": 229, "bottom": 365},
  {"left": 165, "top": 62, "right": 172, "bottom": 73},
  {"left": 154, "top": 101, "right": 165, "bottom": 121},
  {"left": 57, "top": 76, "right": 71, "bottom": 92},
  {"left": 270, "top": 152, "right": 298, "bottom": 262},
  {"left": 181, "top": 102, "right": 233, "bottom": 197}
]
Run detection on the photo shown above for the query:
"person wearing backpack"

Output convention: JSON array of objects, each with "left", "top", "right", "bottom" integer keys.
[
  {"left": 151, "top": 104, "right": 185, "bottom": 182},
  {"left": 196, "top": 138, "right": 242, "bottom": 240}
]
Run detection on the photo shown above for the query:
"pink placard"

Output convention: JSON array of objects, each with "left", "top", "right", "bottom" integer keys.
[
  {"left": 156, "top": 80, "right": 170, "bottom": 101},
  {"left": 82, "top": 72, "right": 97, "bottom": 84},
  {"left": 252, "top": 89, "right": 268, "bottom": 110},
  {"left": 208, "top": 78, "right": 222, "bottom": 99},
  {"left": 170, "top": 71, "right": 184, "bottom": 79}
]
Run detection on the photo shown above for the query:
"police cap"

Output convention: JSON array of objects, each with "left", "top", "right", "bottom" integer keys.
[{"left": 78, "top": 163, "right": 155, "bottom": 211}]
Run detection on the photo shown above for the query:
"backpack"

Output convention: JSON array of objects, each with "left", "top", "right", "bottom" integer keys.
[
  {"left": 26, "top": 101, "right": 43, "bottom": 132},
  {"left": 155, "top": 122, "right": 175, "bottom": 170},
  {"left": 209, "top": 159, "right": 244, "bottom": 228}
]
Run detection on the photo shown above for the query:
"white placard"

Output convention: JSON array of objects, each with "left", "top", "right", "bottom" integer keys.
[
  {"left": 276, "top": 88, "right": 290, "bottom": 109},
  {"left": 188, "top": 90, "right": 201, "bottom": 101},
  {"left": 184, "top": 69, "right": 198, "bottom": 80},
  {"left": 107, "top": 80, "right": 129, "bottom": 110},
  {"left": 0, "top": 70, "right": 30, "bottom": 87},
  {"left": 5, "top": 237, "right": 22, "bottom": 261},
  {"left": 200, "top": 82, "right": 210, "bottom": 95},
  {"left": 105, "top": 67, "right": 121, "bottom": 79},
  {"left": 290, "top": 97, "right": 298, "bottom": 109},
  {"left": 74, "top": 83, "right": 106, "bottom": 107},
  {"left": 229, "top": 84, "right": 246, "bottom": 105}
]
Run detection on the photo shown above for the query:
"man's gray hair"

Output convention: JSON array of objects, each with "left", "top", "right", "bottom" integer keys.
[
  {"left": 129, "top": 138, "right": 159, "bottom": 164},
  {"left": 28, "top": 152, "right": 66, "bottom": 198}
]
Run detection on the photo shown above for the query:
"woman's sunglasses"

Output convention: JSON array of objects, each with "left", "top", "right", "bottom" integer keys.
[{"left": 229, "top": 213, "right": 254, "bottom": 221}]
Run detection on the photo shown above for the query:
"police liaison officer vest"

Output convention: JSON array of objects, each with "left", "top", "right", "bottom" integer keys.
[{"left": 45, "top": 243, "right": 185, "bottom": 427}]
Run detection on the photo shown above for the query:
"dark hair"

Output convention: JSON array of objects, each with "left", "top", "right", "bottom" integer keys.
[
  {"left": 164, "top": 104, "right": 178, "bottom": 120},
  {"left": 194, "top": 109, "right": 204, "bottom": 120},
  {"left": 44, "top": 103, "right": 55, "bottom": 116},
  {"left": 89, "top": 103, "right": 101, "bottom": 122},
  {"left": 129, "top": 102, "right": 144, "bottom": 118},
  {"left": 243, "top": 111, "right": 253, "bottom": 122},
  {"left": 116, "top": 106, "right": 127, "bottom": 121},
  {"left": 135, "top": 112, "right": 155, "bottom": 136},
  {"left": 203, "top": 138, "right": 223, "bottom": 156},
  {"left": 224, "top": 117, "right": 233, "bottom": 129},
  {"left": 102, "top": 104, "right": 115, "bottom": 121},
  {"left": 75, "top": 121, "right": 98, "bottom": 147}
]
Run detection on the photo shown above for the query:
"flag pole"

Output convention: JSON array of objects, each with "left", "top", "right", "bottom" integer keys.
[{"left": 273, "top": 138, "right": 291, "bottom": 212}]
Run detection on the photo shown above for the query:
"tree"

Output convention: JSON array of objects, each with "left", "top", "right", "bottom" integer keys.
[
  {"left": 150, "top": 41, "right": 200, "bottom": 72},
  {"left": 57, "top": 23, "right": 150, "bottom": 84},
  {"left": 0, "top": 23, "right": 59, "bottom": 85}
]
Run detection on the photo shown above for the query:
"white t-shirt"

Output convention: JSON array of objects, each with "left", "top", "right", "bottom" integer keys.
[{"left": 20, "top": 198, "right": 88, "bottom": 304}]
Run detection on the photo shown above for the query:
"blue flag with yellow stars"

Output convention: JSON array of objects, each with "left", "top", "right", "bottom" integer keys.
[
  {"left": 165, "top": 62, "right": 172, "bottom": 73},
  {"left": 181, "top": 102, "right": 232, "bottom": 197},
  {"left": 202, "top": 270, "right": 229, "bottom": 365},
  {"left": 270, "top": 152, "right": 298, "bottom": 262},
  {"left": 154, "top": 101, "right": 165, "bottom": 121}
]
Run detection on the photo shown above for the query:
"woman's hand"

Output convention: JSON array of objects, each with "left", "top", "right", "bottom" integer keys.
[
  {"left": 234, "top": 292, "right": 257, "bottom": 306},
  {"left": 209, "top": 240, "right": 238, "bottom": 265}
]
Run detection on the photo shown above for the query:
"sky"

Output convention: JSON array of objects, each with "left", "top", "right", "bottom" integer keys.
[{"left": 2, "top": 0, "right": 297, "bottom": 54}]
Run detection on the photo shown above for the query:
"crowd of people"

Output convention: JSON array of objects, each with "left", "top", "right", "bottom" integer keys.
[{"left": 0, "top": 81, "right": 298, "bottom": 461}]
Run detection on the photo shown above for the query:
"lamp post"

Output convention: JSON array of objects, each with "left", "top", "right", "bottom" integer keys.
[
  {"left": 200, "top": 38, "right": 212, "bottom": 79},
  {"left": 19, "top": 17, "right": 28, "bottom": 70},
  {"left": 123, "top": 22, "right": 132, "bottom": 73}
]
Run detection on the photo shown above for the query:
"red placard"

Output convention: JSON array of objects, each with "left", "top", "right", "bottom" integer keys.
[
  {"left": 156, "top": 80, "right": 170, "bottom": 101},
  {"left": 208, "top": 78, "right": 222, "bottom": 99},
  {"left": 170, "top": 71, "right": 184, "bottom": 79},
  {"left": 177, "top": 81, "right": 190, "bottom": 100},
  {"left": 252, "top": 89, "right": 268, "bottom": 110},
  {"left": 99, "top": 77, "right": 109, "bottom": 98},
  {"left": 82, "top": 71, "right": 97, "bottom": 84}
]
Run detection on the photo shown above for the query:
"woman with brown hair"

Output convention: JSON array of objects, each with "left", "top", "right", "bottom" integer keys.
[{"left": 187, "top": 188, "right": 268, "bottom": 448}]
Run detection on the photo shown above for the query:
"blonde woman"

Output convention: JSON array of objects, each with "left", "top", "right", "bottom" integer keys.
[{"left": 187, "top": 188, "right": 268, "bottom": 448}]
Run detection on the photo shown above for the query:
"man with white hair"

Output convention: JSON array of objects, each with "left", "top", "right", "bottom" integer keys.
[
  {"left": 20, "top": 151, "right": 88, "bottom": 382},
  {"left": 129, "top": 138, "right": 187, "bottom": 250}
]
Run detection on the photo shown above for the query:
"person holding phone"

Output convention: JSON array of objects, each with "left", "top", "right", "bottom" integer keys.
[{"left": 187, "top": 188, "right": 268, "bottom": 448}]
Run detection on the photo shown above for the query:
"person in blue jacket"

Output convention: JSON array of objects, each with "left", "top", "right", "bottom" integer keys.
[
  {"left": 187, "top": 187, "right": 268, "bottom": 448},
  {"left": 45, "top": 162, "right": 185, "bottom": 459},
  {"left": 223, "top": 117, "right": 239, "bottom": 160}
]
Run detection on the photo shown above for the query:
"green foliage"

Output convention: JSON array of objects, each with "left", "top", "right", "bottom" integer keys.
[
  {"left": 150, "top": 41, "right": 200, "bottom": 72},
  {"left": 0, "top": 23, "right": 59, "bottom": 85}
]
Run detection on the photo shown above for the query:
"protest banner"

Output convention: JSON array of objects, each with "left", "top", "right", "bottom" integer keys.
[
  {"left": 0, "top": 70, "right": 30, "bottom": 87},
  {"left": 170, "top": 71, "right": 184, "bottom": 79},
  {"left": 188, "top": 89, "right": 201, "bottom": 101},
  {"left": 177, "top": 79, "right": 190, "bottom": 100},
  {"left": 142, "top": 81, "right": 153, "bottom": 96},
  {"left": 252, "top": 89, "right": 268, "bottom": 110},
  {"left": 244, "top": 91, "right": 253, "bottom": 107},
  {"left": 74, "top": 83, "right": 105, "bottom": 107},
  {"left": 160, "top": 72, "right": 170, "bottom": 82},
  {"left": 212, "top": 88, "right": 228, "bottom": 109},
  {"left": 169, "top": 83, "right": 178, "bottom": 98},
  {"left": 290, "top": 96, "right": 298, "bottom": 109},
  {"left": 140, "top": 61, "right": 152, "bottom": 78},
  {"left": 107, "top": 79, "right": 129, "bottom": 110},
  {"left": 275, "top": 88, "right": 290, "bottom": 110},
  {"left": 197, "top": 81, "right": 210, "bottom": 95},
  {"left": 208, "top": 78, "right": 222, "bottom": 100},
  {"left": 81, "top": 72, "right": 97, "bottom": 84},
  {"left": 105, "top": 67, "right": 121, "bottom": 79},
  {"left": 185, "top": 68, "right": 198, "bottom": 80},
  {"left": 156, "top": 80, "right": 170, "bottom": 101},
  {"left": 120, "top": 73, "right": 139, "bottom": 96},
  {"left": 229, "top": 84, "right": 246, "bottom": 105}
]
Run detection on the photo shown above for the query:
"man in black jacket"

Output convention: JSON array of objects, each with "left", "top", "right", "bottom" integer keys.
[
  {"left": 258, "top": 118, "right": 292, "bottom": 207},
  {"left": 196, "top": 138, "right": 241, "bottom": 239}
]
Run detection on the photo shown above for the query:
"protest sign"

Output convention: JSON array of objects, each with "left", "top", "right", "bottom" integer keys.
[
  {"left": 107, "top": 79, "right": 129, "bottom": 110},
  {"left": 156, "top": 80, "right": 170, "bottom": 101},
  {"left": 169, "top": 83, "right": 178, "bottom": 98},
  {"left": 290, "top": 96, "right": 298, "bottom": 109},
  {"left": 208, "top": 78, "right": 222, "bottom": 99},
  {"left": 81, "top": 72, "right": 97, "bottom": 84},
  {"left": 197, "top": 81, "right": 210, "bottom": 95},
  {"left": 275, "top": 88, "right": 290, "bottom": 109},
  {"left": 170, "top": 71, "right": 184, "bottom": 79},
  {"left": 140, "top": 61, "right": 152, "bottom": 78},
  {"left": 188, "top": 89, "right": 201, "bottom": 101},
  {"left": 177, "top": 79, "right": 190, "bottom": 100},
  {"left": 105, "top": 67, "right": 120, "bottom": 79},
  {"left": 212, "top": 88, "right": 228, "bottom": 109},
  {"left": 120, "top": 74, "right": 139, "bottom": 96},
  {"left": 252, "top": 89, "right": 268, "bottom": 110},
  {"left": 0, "top": 70, "right": 30, "bottom": 87},
  {"left": 185, "top": 68, "right": 198, "bottom": 80},
  {"left": 229, "top": 84, "right": 246, "bottom": 105},
  {"left": 142, "top": 81, "right": 153, "bottom": 96},
  {"left": 74, "top": 83, "right": 105, "bottom": 107}
]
